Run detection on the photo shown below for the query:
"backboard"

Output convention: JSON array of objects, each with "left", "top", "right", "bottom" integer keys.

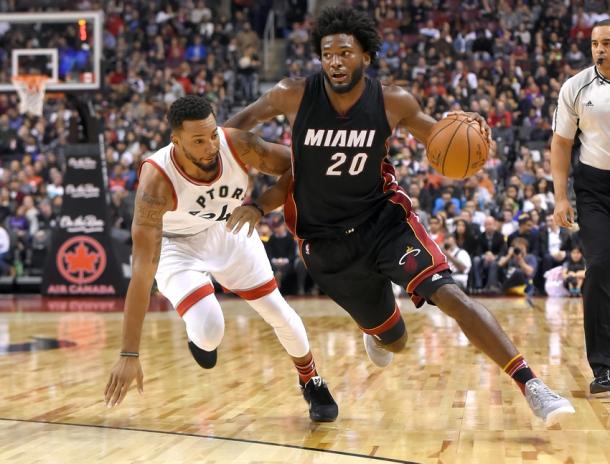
[{"left": 0, "top": 11, "right": 103, "bottom": 92}]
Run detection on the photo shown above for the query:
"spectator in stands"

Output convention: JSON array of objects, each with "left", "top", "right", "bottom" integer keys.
[
  {"left": 428, "top": 215, "right": 446, "bottom": 247},
  {"left": 443, "top": 235, "right": 472, "bottom": 291},
  {"left": 508, "top": 213, "right": 540, "bottom": 257},
  {"left": 236, "top": 21, "right": 260, "bottom": 54},
  {"left": 432, "top": 187, "right": 461, "bottom": 216},
  {"left": 0, "top": 224, "right": 11, "bottom": 276},
  {"left": 453, "top": 218, "right": 478, "bottom": 257},
  {"left": 498, "top": 237, "right": 538, "bottom": 296},
  {"left": 237, "top": 45, "right": 260, "bottom": 103},
  {"left": 563, "top": 246, "right": 586, "bottom": 298},
  {"left": 472, "top": 215, "right": 506, "bottom": 293},
  {"left": 500, "top": 208, "right": 518, "bottom": 238}
]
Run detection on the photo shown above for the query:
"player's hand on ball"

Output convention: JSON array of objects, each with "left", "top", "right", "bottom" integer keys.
[
  {"left": 553, "top": 198, "right": 575, "bottom": 228},
  {"left": 226, "top": 205, "right": 262, "bottom": 237},
  {"left": 447, "top": 111, "right": 492, "bottom": 145},
  {"left": 105, "top": 357, "right": 143, "bottom": 408}
]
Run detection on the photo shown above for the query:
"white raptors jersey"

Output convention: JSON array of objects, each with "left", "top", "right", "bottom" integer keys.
[{"left": 143, "top": 128, "right": 249, "bottom": 235}]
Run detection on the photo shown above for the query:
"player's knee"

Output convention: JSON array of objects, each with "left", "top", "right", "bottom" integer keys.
[
  {"left": 250, "top": 291, "right": 310, "bottom": 357},
  {"left": 183, "top": 298, "right": 225, "bottom": 351},
  {"left": 383, "top": 330, "right": 408, "bottom": 353},
  {"left": 375, "top": 316, "right": 407, "bottom": 352}
]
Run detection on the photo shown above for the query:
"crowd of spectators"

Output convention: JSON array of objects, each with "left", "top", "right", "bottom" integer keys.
[
  {"left": 1, "top": 0, "right": 607, "bottom": 297},
  {"left": 0, "top": 0, "right": 304, "bottom": 279}
]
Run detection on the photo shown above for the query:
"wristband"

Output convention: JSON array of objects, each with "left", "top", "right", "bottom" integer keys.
[
  {"left": 120, "top": 351, "right": 139, "bottom": 358},
  {"left": 249, "top": 202, "right": 265, "bottom": 216}
]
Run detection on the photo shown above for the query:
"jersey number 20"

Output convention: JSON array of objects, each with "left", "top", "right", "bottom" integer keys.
[{"left": 326, "top": 152, "right": 368, "bottom": 176}]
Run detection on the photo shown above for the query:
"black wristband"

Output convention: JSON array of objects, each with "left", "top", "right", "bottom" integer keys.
[
  {"left": 249, "top": 202, "right": 265, "bottom": 216},
  {"left": 120, "top": 351, "right": 139, "bottom": 358}
]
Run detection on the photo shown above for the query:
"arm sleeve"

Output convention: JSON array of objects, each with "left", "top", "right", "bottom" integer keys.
[{"left": 552, "top": 80, "right": 579, "bottom": 140}]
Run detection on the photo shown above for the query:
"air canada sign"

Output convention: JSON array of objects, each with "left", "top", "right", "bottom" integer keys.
[
  {"left": 46, "top": 235, "right": 115, "bottom": 295},
  {"left": 43, "top": 145, "right": 128, "bottom": 296}
]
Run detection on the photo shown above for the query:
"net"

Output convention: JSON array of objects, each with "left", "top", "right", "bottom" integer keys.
[{"left": 11, "top": 75, "right": 49, "bottom": 116}]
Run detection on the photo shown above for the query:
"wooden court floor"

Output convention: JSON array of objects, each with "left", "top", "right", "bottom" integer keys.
[{"left": 0, "top": 294, "right": 609, "bottom": 464}]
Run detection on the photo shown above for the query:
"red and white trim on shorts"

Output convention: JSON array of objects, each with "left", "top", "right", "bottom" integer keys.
[
  {"left": 231, "top": 278, "right": 278, "bottom": 300},
  {"left": 381, "top": 159, "right": 449, "bottom": 298},
  {"left": 176, "top": 283, "right": 215, "bottom": 317},
  {"left": 403, "top": 213, "right": 450, "bottom": 293},
  {"left": 360, "top": 305, "right": 401, "bottom": 336}
]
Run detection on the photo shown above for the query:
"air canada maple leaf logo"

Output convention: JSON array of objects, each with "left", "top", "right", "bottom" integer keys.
[{"left": 56, "top": 236, "right": 107, "bottom": 284}]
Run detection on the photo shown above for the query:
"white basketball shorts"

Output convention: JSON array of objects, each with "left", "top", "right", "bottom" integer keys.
[{"left": 155, "top": 223, "right": 276, "bottom": 316}]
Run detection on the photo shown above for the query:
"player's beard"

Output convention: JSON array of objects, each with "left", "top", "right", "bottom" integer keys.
[
  {"left": 323, "top": 63, "right": 364, "bottom": 94},
  {"left": 185, "top": 147, "right": 220, "bottom": 173}
]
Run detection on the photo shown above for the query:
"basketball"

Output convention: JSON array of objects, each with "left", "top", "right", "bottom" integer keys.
[{"left": 426, "top": 114, "right": 489, "bottom": 179}]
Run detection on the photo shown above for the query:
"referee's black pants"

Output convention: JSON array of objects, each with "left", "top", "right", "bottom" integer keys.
[{"left": 574, "top": 162, "right": 610, "bottom": 376}]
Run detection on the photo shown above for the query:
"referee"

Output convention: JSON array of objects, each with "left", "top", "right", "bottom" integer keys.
[{"left": 551, "top": 19, "right": 610, "bottom": 394}]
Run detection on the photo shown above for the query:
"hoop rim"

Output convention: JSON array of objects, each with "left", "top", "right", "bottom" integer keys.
[{"left": 11, "top": 74, "right": 51, "bottom": 90}]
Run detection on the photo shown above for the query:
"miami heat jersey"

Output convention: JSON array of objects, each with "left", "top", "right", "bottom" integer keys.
[
  {"left": 144, "top": 128, "right": 248, "bottom": 236},
  {"left": 289, "top": 73, "right": 395, "bottom": 239}
]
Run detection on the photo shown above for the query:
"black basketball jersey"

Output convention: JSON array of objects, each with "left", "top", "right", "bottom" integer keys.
[{"left": 288, "top": 73, "right": 395, "bottom": 239}]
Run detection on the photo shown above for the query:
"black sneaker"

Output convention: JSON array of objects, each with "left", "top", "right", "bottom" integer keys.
[
  {"left": 301, "top": 376, "right": 338, "bottom": 422},
  {"left": 590, "top": 369, "right": 610, "bottom": 394},
  {"left": 188, "top": 341, "right": 217, "bottom": 369}
]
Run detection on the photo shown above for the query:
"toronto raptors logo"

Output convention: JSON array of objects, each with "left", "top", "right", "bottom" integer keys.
[{"left": 56, "top": 236, "right": 107, "bottom": 285}]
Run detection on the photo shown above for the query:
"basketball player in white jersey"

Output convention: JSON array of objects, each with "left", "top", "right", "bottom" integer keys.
[
  {"left": 104, "top": 95, "right": 338, "bottom": 422},
  {"left": 552, "top": 19, "right": 610, "bottom": 394}
]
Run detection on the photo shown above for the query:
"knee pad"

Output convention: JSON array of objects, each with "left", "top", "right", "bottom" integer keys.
[{"left": 182, "top": 295, "right": 225, "bottom": 351}]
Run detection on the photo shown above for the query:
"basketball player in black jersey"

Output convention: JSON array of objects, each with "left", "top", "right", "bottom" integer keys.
[{"left": 225, "top": 6, "right": 574, "bottom": 425}]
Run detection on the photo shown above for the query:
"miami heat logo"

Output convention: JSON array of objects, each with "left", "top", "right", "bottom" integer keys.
[
  {"left": 399, "top": 246, "right": 421, "bottom": 273},
  {"left": 56, "top": 235, "right": 107, "bottom": 285}
]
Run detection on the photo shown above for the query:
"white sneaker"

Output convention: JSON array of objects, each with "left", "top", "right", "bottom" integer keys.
[
  {"left": 363, "top": 333, "right": 393, "bottom": 367},
  {"left": 524, "top": 378, "right": 575, "bottom": 426}
]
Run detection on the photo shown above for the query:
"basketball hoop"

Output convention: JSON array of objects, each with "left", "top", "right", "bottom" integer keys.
[{"left": 11, "top": 75, "right": 49, "bottom": 116}]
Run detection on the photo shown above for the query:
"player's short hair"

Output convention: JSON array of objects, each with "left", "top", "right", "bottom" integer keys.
[
  {"left": 167, "top": 95, "right": 215, "bottom": 130},
  {"left": 311, "top": 6, "right": 381, "bottom": 64},
  {"left": 593, "top": 19, "right": 610, "bottom": 29}
]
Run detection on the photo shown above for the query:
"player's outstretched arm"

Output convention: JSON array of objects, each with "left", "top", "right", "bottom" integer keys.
[
  {"left": 224, "top": 78, "right": 304, "bottom": 130},
  {"left": 226, "top": 127, "right": 291, "bottom": 176},
  {"left": 104, "top": 163, "right": 173, "bottom": 408},
  {"left": 227, "top": 170, "right": 292, "bottom": 236},
  {"left": 385, "top": 85, "right": 490, "bottom": 144},
  {"left": 385, "top": 85, "right": 438, "bottom": 143}
]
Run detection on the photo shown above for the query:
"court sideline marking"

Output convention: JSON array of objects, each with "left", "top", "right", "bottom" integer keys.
[{"left": 0, "top": 417, "right": 420, "bottom": 463}]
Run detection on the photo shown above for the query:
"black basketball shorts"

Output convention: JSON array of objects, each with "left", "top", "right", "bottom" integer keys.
[{"left": 299, "top": 201, "right": 454, "bottom": 334}]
